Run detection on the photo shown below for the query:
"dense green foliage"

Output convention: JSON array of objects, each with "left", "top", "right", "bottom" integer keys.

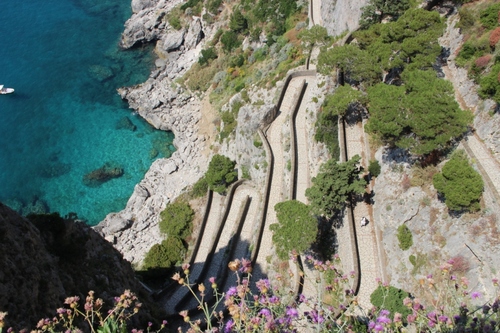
[
  {"left": 198, "top": 47, "right": 218, "bottom": 66},
  {"left": 159, "top": 201, "right": 194, "bottom": 239},
  {"left": 229, "top": 9, "right": 248, "bottom": 33},
  {"left": 318, "top": 44, "right": 382, "bottom": 86},
  {"left": 479, "top": 2, "right": 500, "bottom": 30},
  {"left": 322, "top": 85, "right": 366, "bottom": 118},
  {"left": 368, "top": 160, "right": 381, "bottom": 178},
  {"left": 142, "top": 237, "right": 186, "bottom": 270},
  {"left": 359, "top": 0, "right": 411, "bottom": 29},
  {"left": 315, "top": 112, "right": 340, "bottom": 160},
  {"left": 370, "top": 285, "right": 412, "bottom": 319},
  {"left": 397, "top": 224, "right": 413, "bottom": 250},
  {"left": 306, "top": 155, "right": 367, "bottom": 219},
  {"left": 271, "top": 200, "right": 318, "bottom": 260},
  {"left": 433, "top": 150, "right": 484, "bottom": 212},
  {"left": 365, "top": 70, "right": 471, "bottom": 155},
  {"left": 205, "top": 154, "right": 238, "bottom": 194},
  {"left": 191, "top": 176, "right": 209, "bottom": 198},
  {"left": 298, "top": 25, "right": 329, "bottom": 51}
]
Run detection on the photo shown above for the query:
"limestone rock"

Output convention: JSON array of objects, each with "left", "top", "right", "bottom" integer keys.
[
  {"left": 131, "top": 0, "right": 157, "bottom": 13},
  {"left": 321, "top": 0, "right": 369, "bottom": 37},
  {"left": 161, "top": 29, "right": 185, "bottom": 52},
  {"left": 184, "top": 18, "right": 204, "bottom": 49}
]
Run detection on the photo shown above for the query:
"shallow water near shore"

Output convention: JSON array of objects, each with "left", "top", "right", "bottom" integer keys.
[{"left": 0, "top": 0, "right": 174, "bottom": 225}]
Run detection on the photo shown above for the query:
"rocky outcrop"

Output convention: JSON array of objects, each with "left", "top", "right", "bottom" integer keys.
[
  {"left": 320, "top": 0, "right": 369, "bottom": 37},
  {"left": 97, "top": 5, "right": 221, "bottom": 265},
  {"left": 0, "top": 203, "right": 158, "bottom": 330},
  {"left": 120, "top": 0, "right": 184, "bottom": 49}
]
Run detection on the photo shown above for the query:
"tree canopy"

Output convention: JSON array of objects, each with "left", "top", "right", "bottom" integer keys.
[
  {"left": 359, "top": 0, "right": 411, "bottom": 29},
  {"left": 270, "top": 200, "right": 318, "bottom": 260},
  {"left": 305, "top": 155, "right": 367, "bottom": 219},
  {"left": 433, "top": 150, "right": 484, "bottom": 212},
  {"left": 365, "top": 70, "right": 472, "bottom": 156},
  {"left": 322, "top": 85, "right": 366, "bottom": 118},
  {"left": 205, "top": 154, "right": 238, "bottom": 194}
]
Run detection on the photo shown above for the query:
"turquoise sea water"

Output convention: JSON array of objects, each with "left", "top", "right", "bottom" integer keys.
[{"left": 0, "top": 0, "right": 174, "bottom": 225}]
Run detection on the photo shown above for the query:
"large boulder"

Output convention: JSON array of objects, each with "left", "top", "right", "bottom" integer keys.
[
  {"left": 184, "top": 18, "right": 204, "bottom": 49},
  {"left": 160, "top": 29, "right": 185, "bottom": 52}
]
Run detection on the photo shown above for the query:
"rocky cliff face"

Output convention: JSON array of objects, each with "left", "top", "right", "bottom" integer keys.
[
  {"left": 96, "top": 0, "right": 224, "bottom": 265},
  {"left": 0, "top": 203, "right": 158, "bottom": 330},
  {"left": 320, "top": 0, "right": 369, "bottom": 37}
]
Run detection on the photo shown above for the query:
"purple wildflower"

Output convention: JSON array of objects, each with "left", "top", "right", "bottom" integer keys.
[
  {"left": 224, "top": 319, "right": 234, "bottom": 333},
  {"left": 286, "top": 307, "right": 299, "bottom": 319},
  {"left": 225, "top": 287, "right": 237, "bottom": 299},
  {"left": 260, "top": 308, "right": 272, "bottom": 316},
  {"left": 471, "top": 291, "right": 482, "bottom": 300}
]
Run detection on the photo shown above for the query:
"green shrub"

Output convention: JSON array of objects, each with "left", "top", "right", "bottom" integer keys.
[
  {"left": 191, "top": 177, "right": 208, "bottom": 198},
  {"left": 397, "top": 224, "right": 413, "bottom": 250},
  {"left": 205, "top": 154, "right": 238, "bottom": 194},
  {"left": 370, "top": 285, "right": 412, "bottom": 320},
  {"left": 220, "top": 110, "right": 237, "bottom": 140},
  {"left": 206, "top": 0, "right": 222, "bottom": 14},
  {"left": 159, "top": 201, "right": 194, "bottom": 239},
  {"left": 241, "top": 165, "right": 251, "bottom": 180},
  {"left": 229, "top": 10, "right": 248, "bottom": 33},
  {"left": 221, "top": 31, "right": 241, "bottom": 53},
  {"left": 198, "top": 47, "right": 218, "bottom": 66},
  {"left": 180, "top": 0, "right": 202, "bottom": 11},
  {"left": 315, "top": 114, "right": 340, "bottom": 160},
  {"left": 368, "top": 160, "right": 381, "bottom": 178},
  {"left": 433, "top": 150, "right": 484, "bottom": 212},
  {"left": 457, "top": 7, "right": 476, "bottom": 31},
  {"left": 142, "top": 237, "right": 186, "bottom": 270},
  {"left": 253, "top": 138, "right": 263, "bottom": 148},
  {"left": 479, "top": 3, "right": 500, "bottom": 30}
]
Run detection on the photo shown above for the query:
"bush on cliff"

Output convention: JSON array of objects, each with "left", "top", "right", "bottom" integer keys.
[
  {"left": 433, "top": 150, "right": 484, "bottom": 212},
  {"left": 159, "top": 201, "right": 194, "bottom": 239},
  {"left": 142, "top": 237, "right": 186, "bottom": 271},
  {"left": 205, "top": 154, "right": 238, "bottom": 194},
  {"left": 370, "top": 285, "right": 412, "bottom": 320},
  {"left": 397, "top": 224, "right": 413, "bottom": 251}
]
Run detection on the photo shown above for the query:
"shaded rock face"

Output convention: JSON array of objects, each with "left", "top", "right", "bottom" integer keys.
[{"left": 0, "top": 203, "right": 158, "bottom": 331}]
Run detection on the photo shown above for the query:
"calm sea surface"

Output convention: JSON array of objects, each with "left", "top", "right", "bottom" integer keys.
[{"left": 0, "top": 0, "right": 174, "bottom": 225}]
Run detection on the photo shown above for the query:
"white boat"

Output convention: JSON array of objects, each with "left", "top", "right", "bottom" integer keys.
[{"left": 0, "top": 85, "right": 14, "bottom": 94}]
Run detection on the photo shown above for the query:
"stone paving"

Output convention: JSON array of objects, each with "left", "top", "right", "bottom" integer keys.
[
  {"left": 254, "top": 78, "right": 305, "bottom": 275},
  {"left": 343, "top": 121, "right": 383, "bottom": 311},
  {"left": 294, "top": 75, "right": 320, "bottom": 300},
  {"left": 163, "top": 185, "right": 261, "bottom": 314}
]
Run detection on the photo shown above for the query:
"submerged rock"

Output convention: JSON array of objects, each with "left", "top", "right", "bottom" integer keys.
[
  {"left": 83, "top": 163, "right": 124, "bottom": 187},
  {"left": 116, "top": 116, "right": 137, "bottom": 131},
  {"left": 88, "top": 64, "right": 114, "bottom": 82}
]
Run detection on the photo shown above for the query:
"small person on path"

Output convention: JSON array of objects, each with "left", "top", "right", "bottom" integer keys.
[{"left": 361, "top": 216, "right": 368, "bottom": 227}]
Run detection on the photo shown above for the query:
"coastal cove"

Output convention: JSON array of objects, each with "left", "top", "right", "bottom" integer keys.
[{"left": 0, "top": 0, "right": 175, "bottom": 225}]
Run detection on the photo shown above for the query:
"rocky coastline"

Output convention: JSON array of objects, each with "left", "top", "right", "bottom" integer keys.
[{"left": 96, "top": 0, "right": 216, "bottom": 265}]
